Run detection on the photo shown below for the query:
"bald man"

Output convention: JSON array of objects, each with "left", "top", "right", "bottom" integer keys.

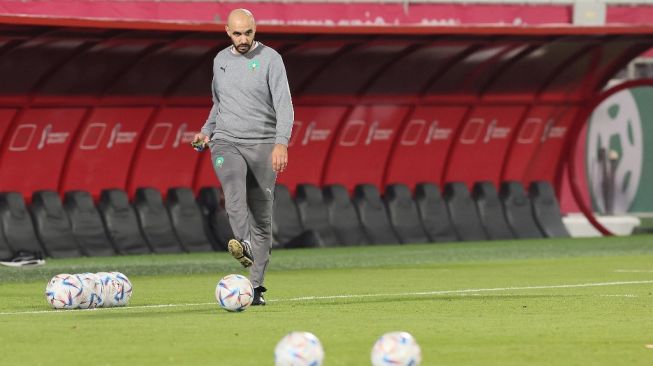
[{"left": 193, "top": 9, "right": 294, "bottom": 306}]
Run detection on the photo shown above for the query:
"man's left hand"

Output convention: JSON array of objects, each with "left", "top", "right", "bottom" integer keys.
[{"left": 271, "top": 144, "right": 288, "bottom": 173}]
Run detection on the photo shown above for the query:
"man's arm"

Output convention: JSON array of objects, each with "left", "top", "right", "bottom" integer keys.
[
  {"left": 194, "top": 71, "right": 219, "bottom": 146},
  {"left": 269, "top": 54, "right": 294, "bottom": 146}
]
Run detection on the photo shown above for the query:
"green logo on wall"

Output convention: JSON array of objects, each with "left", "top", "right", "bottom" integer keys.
[
  {"left": 587, "top": 89, "right": 643, "bottom": 213},
  {"left": 215, "top": 156, "right": 225, "bottom": 168}
]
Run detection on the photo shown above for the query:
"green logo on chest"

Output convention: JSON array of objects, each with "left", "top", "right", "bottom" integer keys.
[{"left": 249, "top": 59, "right": 259, "bottom": 70}]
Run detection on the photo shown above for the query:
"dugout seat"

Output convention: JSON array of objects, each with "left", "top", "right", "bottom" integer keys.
[
  {"left": 0, "top": 192, "right": 45, "bottom": 257},
  {"left": 529, "top": 181, "right": 570, "bottom": 238},
  {"left": 273, "top": 184, "right": 321, "bottom": 249},
  {"left": 414, "top": 183, "right": 458, "bottom": 243},
  {"left": 384, "top": 184, "right": 430, "bottom": 244},
  {"left": 197, "top": 186, "right": 232, "bottom": 251},
  {"left": 443, "top": 182, "right": 487, "bottom": 241},
  {"left": 352, "top": 184, "right": 400, "bottom": 245},
  {"left": 98, "top": 189, "right": 151, "bottom": 254},
  {"left": 166, "top": 187, "right": 213, "bottom": 252},
  {"left": 134, "top": 188, "right": 183, "bottom": 253},
  {"left": 63, "top": 190, "right": 115, "bottom": 256},
  {"left": 322, "top": 184, "right": 368, "bottom": 246},
  {"left": 30, "top": 190, "right": 83, "bottom": 258},
  {"left": 295, "top": 184, "right": 339, "bottom": 247},
  {"left": 500, "top": 181, "right": 544, "bottom": 239},
  {"left": 0, "top": 220, "right": 12, "bottom": 260},
  {"left": 472, "top": 182, "right": 514, "bottom": 240}
]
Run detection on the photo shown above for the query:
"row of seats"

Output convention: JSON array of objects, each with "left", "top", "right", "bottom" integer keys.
[
  {"left": 0, "top": 187, "right": 234, "bottom": 259},
  {"left": 273, "top": 181, "right": 569, "bottom": 248},
  {"left": 0, "top": 180, "right": 568, "bottom": 259}
]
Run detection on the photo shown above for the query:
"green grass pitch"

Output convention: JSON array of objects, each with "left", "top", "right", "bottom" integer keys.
[{"left": 0, "top": 236, "right": 652, "bottom": 365}]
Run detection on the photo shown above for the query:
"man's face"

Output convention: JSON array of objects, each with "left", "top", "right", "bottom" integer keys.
[{"left": 226, "top": 21, "right": 255, "bottom": 54}]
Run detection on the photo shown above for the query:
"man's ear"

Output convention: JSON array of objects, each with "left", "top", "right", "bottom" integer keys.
[{"left": 224, "top": 25, "right": 230, "bottom": 36}]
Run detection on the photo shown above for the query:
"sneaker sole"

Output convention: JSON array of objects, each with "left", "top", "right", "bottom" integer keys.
[{"left": 228, "top": 239, "right": 253, "bottom": 268}]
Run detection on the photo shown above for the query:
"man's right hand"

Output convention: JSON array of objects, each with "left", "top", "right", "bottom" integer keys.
[{"left": 193, "top": 133, "right": 209, "bottom": 147}]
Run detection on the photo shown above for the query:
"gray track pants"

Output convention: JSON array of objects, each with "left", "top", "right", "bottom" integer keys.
[{"left": 209, "top": 139, "right": 276, "bottom": 288}]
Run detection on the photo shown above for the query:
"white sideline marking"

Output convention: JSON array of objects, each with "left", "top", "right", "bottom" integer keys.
[
  {"left": 1, "top": 279, "right": 651, "bottom": 316},
  {"left": 614, "top": 269, "right": 653, "bottom": 273}
]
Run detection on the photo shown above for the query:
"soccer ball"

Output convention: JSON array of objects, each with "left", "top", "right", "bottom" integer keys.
[
  {"left": 371, "top": 331, "right": 422, "bottom": 366},
  {"left": 111, "top": 271, "right": 133, "bottom": 307},
  {"left": 96, "top": 271, "right": 132, "bottom": 307},
  {"left": 215, "top": 274, "right": 254, "bottom": 312},
  {"left": 76, "top": 273, "right": 104, "bottom": 309},
  {"left": 274, "top": 331, "right": 325, "bottom": 366},
  {"left": 45, "top": 274, "right": 84, "bottom": 309}
]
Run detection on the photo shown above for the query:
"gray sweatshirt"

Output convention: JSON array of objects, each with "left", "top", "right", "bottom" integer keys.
[{"left": 201, "top": 42, "right": 294, "bottom": 145}]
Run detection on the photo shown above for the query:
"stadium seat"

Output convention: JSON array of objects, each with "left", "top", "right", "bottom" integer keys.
[
  {"left": 322, "top": 184, "right": 368, "bottom": 246},
  {"left": 472, "top": 182, "right": 515, "bottom": 240},
  {"left": 166, "top": 187, "right": 213, "bottom": 252},
  {"left": 352, "top": 184, "right": 400, "bottom": 245},
  {"left": 63, "top": 190, "right": 115, "bottom": 256},
  {"left": 98, "top": 189, "right": 151, "bottom": 254},
  {"left": 271, "top": 184, "right": 321, "bottom": 249},
  {"left": 500, "top": 181, "right": 544, "bottom": 239},
  {"left": 295, "top": 184, "right": 340, "bottom": 247},
  {"left": 197, "top": 186, "right": 232, "bottom": 251},
  {"left": 30, "top": 190, "right": 83, "bottom": 258},
  {"left": 133, "top": 188, "right": 183, "bottom": 253},
  {"left": 384, "top": 184, "right": 430, "bottom": 244},
  {"left": 443, "top": 182, "right": 488, "bottom": 241},
  {"left": 0, "top": 220, "right": 12, "bottom": 260},
  {"left": 414, "top": 183, "right": 458, "bottom": 243},
  {"left": 0, "top": 192, "right": 45, "bottom": 257},
  {"left": 529, "top": 181, "right": 570, "bottom": 238}
]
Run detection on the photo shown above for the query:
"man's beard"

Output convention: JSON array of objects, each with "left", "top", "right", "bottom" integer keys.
[{"left": 235, "top": 42, "right": 251, "bottom": 54}]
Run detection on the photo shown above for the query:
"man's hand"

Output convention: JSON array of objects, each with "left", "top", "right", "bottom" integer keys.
[
  {"left": 192, "top": 133, "right": 209, "bottom": 147},
  {"left": 271, "top": 144, "right": 288, "bottom": 173}
]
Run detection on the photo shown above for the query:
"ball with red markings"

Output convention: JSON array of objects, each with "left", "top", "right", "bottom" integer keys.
[
  {"left": 371, "top": 331, "right": 422, "bottom": 366},
  {"left": 215, "top": 274, "right": 254, "bottom": 312},
  {"left": 274, "top": 331, "right": 325, "bottom": 366}
]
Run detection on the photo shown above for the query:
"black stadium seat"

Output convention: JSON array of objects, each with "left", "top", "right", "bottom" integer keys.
[
  {"left": 323, "top": 184, "right": 368, "bottom": 246},
  {"left": 384, "top": 184, "right": 429, "bottom": 244},
  {"left": 30, "top": 190, "right": 83, "bottom": 258},
  {"left": 63, "top": 190, "right": 115, "bottom": 256},
  {"left": 98, "top": 189, "right": 150, "bottom": 254},
  {"left": 166, "top": 187, "right": 213, "bottom": 252},
  {"left": 443, "top": 182, "right": 487, "bottom": 241},
  {"left": 0, "top": 192, "right": 45, "bottom": 256},
  {"left": 295, "top": 184, "right": 339, "bottom": 246},
  {"left": 500, "top": 181, "right": 544, "bottom": 239},
  {"left": 529, "top": 181, "right": 570, "bottom": 238},
  {"left": 273, "top": 184, "right": 321, "bottom": 249},
  {"left": 414, "top": 183, "right": 458, "bottom": 243},
  {"left": 352, "top": 184, "right": 400, "bottom": 245},
  {"left": 472, "top": 182, "right": 514, "bottom": 240},
  {"left": 134, "top": 188, "right": 183, "bottom": 253},
  {"left": 197, "top": 186, "right": 232, "bottom": 251},
  {"left": 0, "top": 219, "right": 12, "bottom": 260}
]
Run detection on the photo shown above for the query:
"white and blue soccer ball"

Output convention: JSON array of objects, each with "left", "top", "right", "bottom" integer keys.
[
  {"left": 274, "top": 331, "right": 325, "bottom": 366},
  {"left": 45, "top": 274, "right": 84, "bottom": 309},
  {"left": 110, "top": 271, "right": 133, "bottom": 307},
  {"left": 96, "top": 271, "right": 132, "bottom": 307},
  {"left": 76, "top": 272, "right": 104, "bottom": 309},
  {"left": 215, "top": 274, "right": 254, "bottom": 312},
  {"left": 371, "top": 331, "right": 422, "bottom": 366}
]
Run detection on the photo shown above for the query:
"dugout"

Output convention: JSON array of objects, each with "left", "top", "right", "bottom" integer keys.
[{"left": 0, "top": 15, "right": 652, "bottom": 235}]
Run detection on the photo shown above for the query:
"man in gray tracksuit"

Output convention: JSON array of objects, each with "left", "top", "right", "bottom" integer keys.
[{"left": 193, "top": 8, "right": 294, "bottom": 306}]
